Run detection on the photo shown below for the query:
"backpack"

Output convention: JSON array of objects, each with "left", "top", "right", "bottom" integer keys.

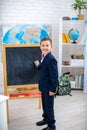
[{"left": 55, "top": 72, "right": 72, "bottom": 96}]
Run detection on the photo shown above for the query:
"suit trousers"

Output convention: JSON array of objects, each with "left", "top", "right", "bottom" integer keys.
[{"left": 41, "top": 92, "right": 56, "bottom": 129}]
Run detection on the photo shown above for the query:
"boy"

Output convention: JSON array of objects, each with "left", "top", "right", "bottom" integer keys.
[{"left": 34, "top": 37, "right": 58, "bottom": 130}]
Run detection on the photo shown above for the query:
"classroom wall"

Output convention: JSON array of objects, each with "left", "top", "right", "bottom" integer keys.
[{"left": 0, "top": 0, "right": 87, "bottom": 93}]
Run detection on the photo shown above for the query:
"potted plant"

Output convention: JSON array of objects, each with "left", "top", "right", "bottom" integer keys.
[{"left": 71, "top": 0, "right": 87, "bottom": 20}]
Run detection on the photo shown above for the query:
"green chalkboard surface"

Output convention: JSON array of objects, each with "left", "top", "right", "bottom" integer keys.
[{"left": 6, "top": 46, "right": 41, "bottom": 86}]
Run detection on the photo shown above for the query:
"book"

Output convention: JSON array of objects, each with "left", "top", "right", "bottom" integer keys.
[
  {"left": 62, "top": 33, "right": 70, "bottom": 43},
  {"left": 75, "top": 75, "right": 79, "bottom": 88},
  {"left": 64, "top": 33, "right": 70, "bottom": 43},
  {"left": 62, "top": 33, "right": 67, "bottom": 43}
]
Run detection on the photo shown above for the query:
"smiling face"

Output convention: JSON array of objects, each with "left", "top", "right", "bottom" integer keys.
[{"left": 40, "top": 40, "right": 52, "bottom": 55}]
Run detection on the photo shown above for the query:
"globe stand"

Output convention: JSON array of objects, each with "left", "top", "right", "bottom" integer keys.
[{"left": 72, "top": 40, "right": 77, "bottom": 44}]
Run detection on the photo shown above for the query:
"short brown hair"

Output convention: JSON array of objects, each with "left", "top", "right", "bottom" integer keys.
[{"left": 40, "top": 37, "right": 52, "bottom": 45}]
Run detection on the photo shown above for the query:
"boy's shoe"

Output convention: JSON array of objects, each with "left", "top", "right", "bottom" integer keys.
[
  {"left": 42, "top": 126, "right": 56, "bottom": 130},
  {"left": 36, "top": 119, "right": 47, "bottom": 126}
]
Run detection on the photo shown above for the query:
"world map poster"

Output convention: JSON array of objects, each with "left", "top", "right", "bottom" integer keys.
[{"left": 3, "top": 24, "right": 51, "bottom": 44}]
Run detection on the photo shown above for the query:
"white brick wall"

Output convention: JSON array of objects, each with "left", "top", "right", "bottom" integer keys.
[
  {"left": 0, "top": 0, "right": 87, "bottom": 92},
  {"left": 0, "top": 0, "right": 87, "bottom": 48}
]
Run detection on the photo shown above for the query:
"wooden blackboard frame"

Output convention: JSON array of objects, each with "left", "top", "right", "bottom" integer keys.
[
  {"left": 2, "top": 44, "right": 42, "bottom": 122},
  {"left": 2, "top": 44, "right": 41, "bottom": 103}
]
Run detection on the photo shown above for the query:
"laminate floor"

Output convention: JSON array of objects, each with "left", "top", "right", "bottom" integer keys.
[{"left": 8, "top": 90, "right": 87, "bottom": 130}]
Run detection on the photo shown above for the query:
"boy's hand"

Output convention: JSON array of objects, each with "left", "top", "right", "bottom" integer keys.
[
  {"left": 49, "top": 91, "right": 55, "bottom": 96},
  {"left": 34, "top": 60, "right": 39, "bottom": 67}
]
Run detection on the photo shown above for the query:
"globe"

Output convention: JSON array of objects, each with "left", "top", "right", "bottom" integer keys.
[{"left": 68, "top": 28, "right": 79, "bottom": 43}]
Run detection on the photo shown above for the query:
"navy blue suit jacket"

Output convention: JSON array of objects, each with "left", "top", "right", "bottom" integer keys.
[{"left": 38, "top": 52, "right": 58, "bottom": 93}]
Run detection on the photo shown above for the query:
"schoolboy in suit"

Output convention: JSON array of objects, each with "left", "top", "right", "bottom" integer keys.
[{"left": 34, "top": 37, "right": 58, "bottom": 130}]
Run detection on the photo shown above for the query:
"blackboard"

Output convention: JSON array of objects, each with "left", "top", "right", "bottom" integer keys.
[{"left": 3, "top": 44, "right": 41, "bottom": 86}]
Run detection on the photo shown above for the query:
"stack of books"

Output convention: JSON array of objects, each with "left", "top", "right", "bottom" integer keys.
[{"left": 70, "top": 74, "right": 84, "bottom": 89}]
